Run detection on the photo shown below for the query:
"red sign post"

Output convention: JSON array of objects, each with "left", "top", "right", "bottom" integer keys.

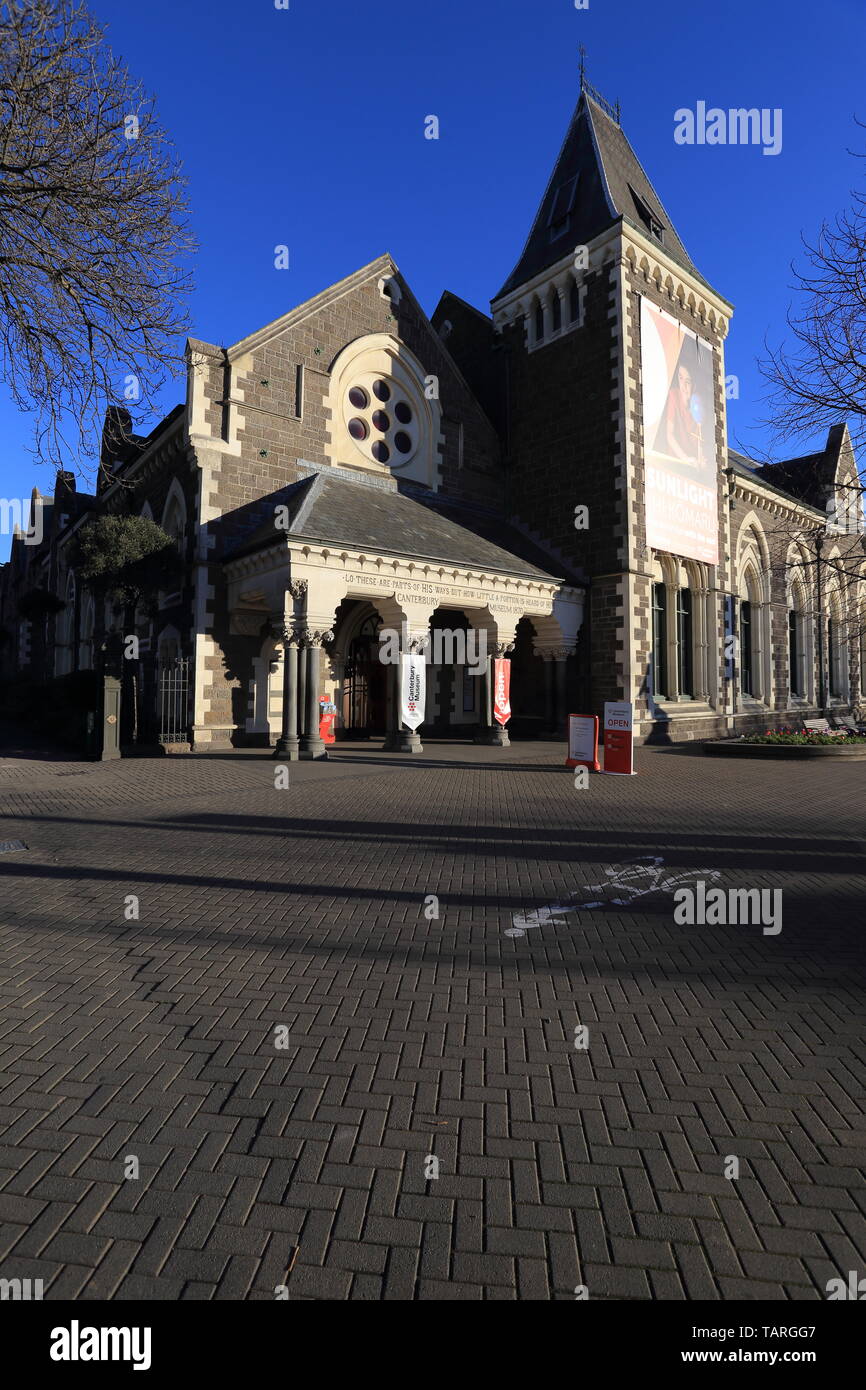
[
  {"left": 602, "top": 701, "right": 635, "bottom": 776},
  {"left": 493, "top": 659, "right": 511, "bottom": 726}
]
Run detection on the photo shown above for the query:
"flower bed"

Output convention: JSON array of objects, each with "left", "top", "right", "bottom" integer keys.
[
  {"left": 704, "top": 728, "right": 866, "bottom": 759},
  {"left": 743, "top": 729, "right": 866, "bottom": 746}
]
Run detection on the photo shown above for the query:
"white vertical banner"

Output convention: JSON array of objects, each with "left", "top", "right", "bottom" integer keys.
[{"left": 400, "top": 654, "right": 426, "bottom": 730}]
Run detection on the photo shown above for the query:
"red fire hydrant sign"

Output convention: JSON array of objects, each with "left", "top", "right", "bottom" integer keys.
[
  {"left": 603, "top": 701, "right": 636, "bottom": 776},
  {"left": 565, "top": 714, "right": 599, "bottom": 771}
]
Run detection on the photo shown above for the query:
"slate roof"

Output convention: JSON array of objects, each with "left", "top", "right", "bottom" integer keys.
[
  {"left": 727, "top": 448, "right": 829, "bottom": 513},
  {"left": 495, "top": 89, "right": 721, "bottom": 303},
  {"left": 224, "top": 468, "right": 569, "bottom": 582}
]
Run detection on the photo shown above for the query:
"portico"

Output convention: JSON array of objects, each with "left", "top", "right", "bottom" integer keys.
[{"left": 220, "top": 463, "right": 584, "bottom": 755}]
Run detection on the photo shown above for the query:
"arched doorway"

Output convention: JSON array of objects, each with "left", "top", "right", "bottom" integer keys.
[
  {"left": 342, "top": 611, "right": 386, "bottom": 736},
  {"left": 509, "top": 616, "right": 548, "bottom": 736}
]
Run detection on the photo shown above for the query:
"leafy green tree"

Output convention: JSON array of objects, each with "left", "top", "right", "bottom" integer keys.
[{"left": 73, "top": 513, "right": 182, "bottom": 613}]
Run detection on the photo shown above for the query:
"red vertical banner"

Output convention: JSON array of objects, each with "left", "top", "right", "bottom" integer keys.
[
  {"left": 602, "top": 701, "right": 636, "bottom": 775},
  {"left": 493, "top": 659, "right": 511, "bottom": 726}
]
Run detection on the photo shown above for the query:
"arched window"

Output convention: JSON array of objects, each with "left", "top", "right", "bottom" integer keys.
[
  {"left": 570, "top": 281, "right": 580, "bottom": 324},
  {"left": 78, "top": 594, "right": 95, "bottom": 671},
  {"left": 828, "top": 614, "right": 846, "bottom": 698},
  {"left": 740, "top": 600, "right": 753, "bottom": 696},
  {"left": 159, "top": 482, "right": 187, "bottom": 607},
  {"left": 676, "top": 588, "right": 693, "bottom": 696},
  {"left": 534, "top": 301, "right": 544, "bottom": 343},
  {"left": 651, "top": 582, "right": 667, "bottom": 699},
  {"left": 787, "top": 577, "right": 808, "bottom": 701},
  {"left": 161, "top": 483, "right": 186, "bottom": 554},
  {"left": 55, "top": 570, "right": 76, "bottom": 676},
  {"left": 551, "top": 291, "right": 562, "bottom": 333},
  {"left": 736, "top": 521, "right": 771, "bottom": 703},
  {"left": 788, "top": 610, "right": 800, "bottom": 696}
]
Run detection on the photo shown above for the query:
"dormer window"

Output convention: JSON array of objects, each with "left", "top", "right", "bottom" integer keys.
[
  {"left": 547, "top": 174, "right": 579, "bottom": 242},
  {"left": 630, "top": 185, "right": 665, "bottom": 243}
]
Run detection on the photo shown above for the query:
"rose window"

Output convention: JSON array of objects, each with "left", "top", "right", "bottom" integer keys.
[{"left": 343, "top": 374, "right": 419, "bottom": 468}]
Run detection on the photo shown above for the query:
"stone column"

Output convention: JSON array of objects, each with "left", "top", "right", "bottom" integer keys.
[
  {"left": 299, "top": 629, "right": 332, "bottom": 759},
  {"left": 473, "top": 654, "right": 493, "bottom": 743},
  {"left": 274, "top": 624, "right": 300, "bottom": 760},
  {"left": 475, "top": 644, "right": 512, "bottom": 746},
  {"left": 296, "top": 637, "right": 307, "bottom": 738},
  {"left": 542, "top": 654, "right": 554, "bottom": 733},
  {"left": 554, "top": 649, "right": 569, "bottom": 738}
]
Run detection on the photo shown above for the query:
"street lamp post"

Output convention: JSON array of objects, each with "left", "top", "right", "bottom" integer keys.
[{"left": 815, "top": 531, "right": 826, "bottom": 715}]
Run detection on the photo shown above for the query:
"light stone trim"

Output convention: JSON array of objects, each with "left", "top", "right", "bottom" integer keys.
[{"left": 622, "top": 225, "right": 733, "bottom": 333}]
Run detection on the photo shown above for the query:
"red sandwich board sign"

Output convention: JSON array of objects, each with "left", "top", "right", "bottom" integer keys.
[
  {"left": 565, "top": 714, "right": 600, "bottom": 771},
  {"left": 493, "top": 659, "right": 512, "bottom": 726},
  {"left": 603, "top": 701, "right": 636, "bottom": 776}
]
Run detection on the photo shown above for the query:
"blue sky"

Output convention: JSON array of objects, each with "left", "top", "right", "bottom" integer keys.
[{"left": 2, "top": 0, "right": 865, "bottom": 560}]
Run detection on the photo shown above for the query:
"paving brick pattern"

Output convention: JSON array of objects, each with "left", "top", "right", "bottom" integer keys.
[{"left": 0, "top": 739, "right": 864, "bottom": 1300}]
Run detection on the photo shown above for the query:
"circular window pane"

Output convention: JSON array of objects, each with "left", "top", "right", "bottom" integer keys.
[
  {"left": 395, "top": 401, "right": 412, "bottom": 424},
  {"left": 371, "top": 440, "right": 390, "bottom": 463},
  {"left": 394, "top": 432, "right": 412, "bottom": 454},
  {"left": 372, "top": 379, "right": 391, "bottom": 402},
  {"left": 348, "top": 386, "right": 368, "bottom": 410},
  {"left": 348, "top": 417, "right": 368, "bottom": 441},
  {"left": 372, "top": 410, "right": 390, "bottom": 433}
]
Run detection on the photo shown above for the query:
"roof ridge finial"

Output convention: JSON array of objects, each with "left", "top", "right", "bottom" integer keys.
[{"left": 578, "top": 48, "right": 621, "bottom": 125}]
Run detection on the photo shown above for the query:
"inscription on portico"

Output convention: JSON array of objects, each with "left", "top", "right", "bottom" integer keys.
[{"left": 345, "top": 572, "right": 550, "bottom": 612}]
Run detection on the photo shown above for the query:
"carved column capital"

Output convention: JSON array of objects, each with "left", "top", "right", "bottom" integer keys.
[
  {"left": 288, "top": 579, "right": 308, "bottom": 601},
  {"left": 277, "top": 621, "right": 303, "bottom": 647}
]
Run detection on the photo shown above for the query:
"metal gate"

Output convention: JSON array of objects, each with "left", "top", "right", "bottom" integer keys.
[{"left": 159, "top": 657, "right": 189, "bottom": 745}]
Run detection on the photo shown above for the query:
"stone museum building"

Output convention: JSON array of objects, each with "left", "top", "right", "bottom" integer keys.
[{"left": 1, "top": 78, "right": 863, "bottom": 752}]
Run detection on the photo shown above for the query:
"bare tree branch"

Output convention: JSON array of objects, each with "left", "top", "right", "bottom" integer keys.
[{"left": 0, "top": 0, "right": 195, "bottom": 475}]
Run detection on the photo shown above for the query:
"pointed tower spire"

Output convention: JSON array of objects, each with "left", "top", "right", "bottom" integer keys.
[{"left": 492, "top": 77, "right": 709, "bottom": 304}]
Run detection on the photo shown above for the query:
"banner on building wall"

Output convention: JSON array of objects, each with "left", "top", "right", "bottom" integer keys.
[
  {"left": 566, "top": 714, "right": 600, "bottom": 771},
  {"left": 640, "top": 297, "right": 719, "bottom": 565},
  {"left": 602, "top": 701, "right": 636, "bottom": 776},
  {"left": 493, "top": 659, "right": 512, "bottom": 726},
  {"left": 400, "top": 654, "right": 426, "bottom": 730}
]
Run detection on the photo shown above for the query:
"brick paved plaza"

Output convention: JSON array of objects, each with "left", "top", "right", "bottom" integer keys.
[{"left": 0, "top": 737, "right": 864, "bottom": 1300}]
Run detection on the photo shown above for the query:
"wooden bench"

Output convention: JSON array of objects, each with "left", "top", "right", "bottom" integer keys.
[
  {"left": 803, "top": 719, "right": 833, "bottom": 734},
  {"left": 832, "top": 715, "right": 866, "bottom": 734}
]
